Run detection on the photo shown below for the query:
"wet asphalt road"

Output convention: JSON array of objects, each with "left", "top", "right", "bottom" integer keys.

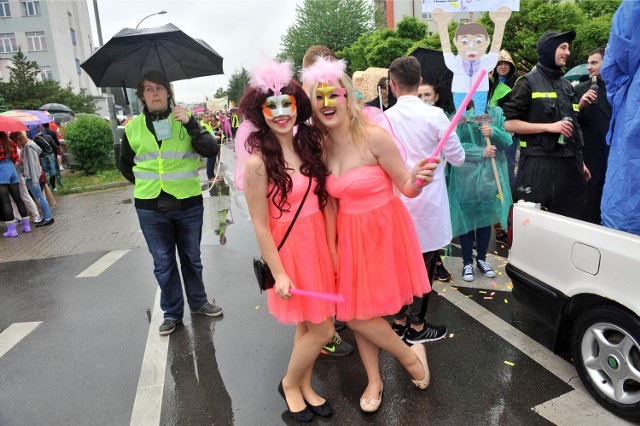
[{"left": 0, "top": 144, "right": 630, "bottom": 426}]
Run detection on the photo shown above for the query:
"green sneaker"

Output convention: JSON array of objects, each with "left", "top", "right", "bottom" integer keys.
[{"left": 321, "top": 332, "right": 354, "bottom": 357}]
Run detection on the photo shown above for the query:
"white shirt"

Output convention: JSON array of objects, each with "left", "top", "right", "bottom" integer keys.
[
  {"left": 384, "top": 95, "right": 465, "bottom": 252},
  {"left": 444, "top": 52, "right": 498, "bottom": 93}
]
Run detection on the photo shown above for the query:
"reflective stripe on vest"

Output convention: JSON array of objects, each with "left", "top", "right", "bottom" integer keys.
[
  {"left": 125, "top": 112, "right": 202, "bottom": 200},
  {"left": 531, "top": 92, "right": 558, "bottom": 99},
  {"left": 520, "top": 140, "right": 527, "bottom": 148},
  {"left": 572, "top": 103, "right": 579, "bottom": 112}
]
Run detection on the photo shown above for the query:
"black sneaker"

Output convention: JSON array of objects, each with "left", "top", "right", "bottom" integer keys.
[
  {"left": 321, "top": 332, "right": 354, "bottom": 357},
  {"left": 334, "top": 318, "right": 346, "bottom": 332},
  {"left": 192, "top": 302, "right": 223, "bottom": 317},
  {"left": 476, "top": 260, "right": 496, "bottom": 278},
  {"left": 435, "top": 261, "right": 452, "bottom": 282},
  {"left": 35, "top": 218, "right": 54, "bottom": 227},
  {"left": 392, "top": 321, "right": 408, "bottom": 339},
  {"left": 405, "top": 323, "right": 447, "bottom": 344},
  {"left": 159, "top": 319, "right": 182, "bottom": 336}
]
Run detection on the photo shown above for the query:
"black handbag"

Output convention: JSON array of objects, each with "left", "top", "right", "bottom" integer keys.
[{"left": 254, "top": 176, "right": 312, "bottom": 293}]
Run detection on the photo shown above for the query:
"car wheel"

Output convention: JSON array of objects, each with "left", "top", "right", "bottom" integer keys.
[{"left": 571, "top": 304, "right": 640, "bottom": 422}]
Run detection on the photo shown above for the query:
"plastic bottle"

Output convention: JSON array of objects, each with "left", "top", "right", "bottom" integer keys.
[
  {"left": 590, "top": 75, "right": 599, "bottom": 105},
  {"left": 557, "top": 117, "right": 572, "bottom": 145}
]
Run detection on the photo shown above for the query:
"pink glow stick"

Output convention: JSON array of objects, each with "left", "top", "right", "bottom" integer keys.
[
  {"left": 415, "top": 69, "right": 487, "bottom": 185},
  {"left": 289, "top": 288, "right": 345, "bottom": 304}
]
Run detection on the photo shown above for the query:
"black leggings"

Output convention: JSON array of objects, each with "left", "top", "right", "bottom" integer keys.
[{"left": 0, "top": 183, "right": 27, "bottom": 222}]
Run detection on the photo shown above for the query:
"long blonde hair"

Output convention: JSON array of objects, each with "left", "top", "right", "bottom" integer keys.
[{"left": 308, "top": 72, "right": 372, "bottom": 156}]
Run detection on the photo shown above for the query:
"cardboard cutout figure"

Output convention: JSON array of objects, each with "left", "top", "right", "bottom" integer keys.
[{"left": 433, "top": 6, "right": 511, "bottom": 117}]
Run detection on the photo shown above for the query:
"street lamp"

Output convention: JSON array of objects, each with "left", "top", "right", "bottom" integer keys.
[{"left": 135, "top": 10, "right": 167, "bottom": 29}]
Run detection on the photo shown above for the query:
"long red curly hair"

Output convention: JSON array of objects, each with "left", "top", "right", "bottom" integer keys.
[{"left": 239, "top": 80, "right": 329, "bottom": 216}]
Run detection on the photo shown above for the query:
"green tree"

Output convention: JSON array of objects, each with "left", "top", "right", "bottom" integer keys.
[
  {"left": 64, "top": 115, "right": 113, "bottom": 174},
  {"left": 279, "top": 0, "right": 375, "bottom": 69},
  {"left": 226, "top": 67, "right": 249, "bottom": 106},
  {"left": 0, "top": 49, "right": 96, "bottom": 113},
  {"left": 214, "top": 87, "right": 227, "bottom": 98}
]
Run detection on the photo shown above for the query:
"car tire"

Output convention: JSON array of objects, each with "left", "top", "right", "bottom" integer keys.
[{"left": 571, "top": 304, "right": 640, "bottom": 422}]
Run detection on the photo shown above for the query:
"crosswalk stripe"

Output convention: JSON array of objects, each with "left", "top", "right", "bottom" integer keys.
[
  {"left": 130, "top": 288, "right": 167, "bottom": 426},
  {"left": 76, "top": 249, "right": 130, "bottom": 278},
  {"left": 0, "top": 322, "right": 42, "bottom": 359},
  {"left": 533, "top": 390, "right": 633, "bottom": 425}
]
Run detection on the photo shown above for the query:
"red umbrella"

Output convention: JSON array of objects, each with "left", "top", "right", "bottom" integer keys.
[{"left": 0, "top": 116, "right": 29, "bottom": 133}]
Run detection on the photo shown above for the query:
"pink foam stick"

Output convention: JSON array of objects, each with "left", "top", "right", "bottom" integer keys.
[
  {"left": 415, "top": 69, "right": 488, "bottom": 185},
  {"left": 289, "top": 288, "right": 345, "bottom": 304}
]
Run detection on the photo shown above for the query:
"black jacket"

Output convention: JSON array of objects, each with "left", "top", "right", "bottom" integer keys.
[{"left": 119, "top": 108, "right": 218, "bottom": 210}]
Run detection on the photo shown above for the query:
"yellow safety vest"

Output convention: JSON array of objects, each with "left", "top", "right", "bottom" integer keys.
[{"left": 125, "top": 113, "right": 201, "bottom": 200}]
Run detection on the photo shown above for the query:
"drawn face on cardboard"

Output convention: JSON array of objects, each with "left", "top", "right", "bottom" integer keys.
[{"left": 453, "top": 33, "right": 490, "bottom": 60}]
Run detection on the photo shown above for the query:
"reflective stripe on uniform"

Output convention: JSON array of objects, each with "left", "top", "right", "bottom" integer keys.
[
  {"left": 134, "top": 152, "right": 159, "bottom": 163},
  {"left": 520, "top": 140, "right": 527, "bottom": 148},
  {"left": 531, "top": 92, "right": 558, "bottom": 99},
  {"left": 161, "top": 152, "right": 200, "bottom": 160},
  {"left": 572, "top": 103, "right": 579, "bottom": 112}
]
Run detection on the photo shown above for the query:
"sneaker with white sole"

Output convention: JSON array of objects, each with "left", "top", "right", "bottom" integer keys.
[
  {"left": 405, "top": 323, "right": 448, "bottom": 344},
  {"left": 476, "top": 260, "right": 496, "bottom": 278},
  {"left": 192, "top": 302, "right": 223, "bottom": 317},
  {"left": 159, "top": 319, "right": 182, "bottom": 335},
  {"left": 462, "top": 264, "right": 474, "bottom": 282}
]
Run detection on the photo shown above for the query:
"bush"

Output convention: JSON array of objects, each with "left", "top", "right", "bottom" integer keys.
[{"left": 64, "top": 115, "right": 113, "bottom": 175}]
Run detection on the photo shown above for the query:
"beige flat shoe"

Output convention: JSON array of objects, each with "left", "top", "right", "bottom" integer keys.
[
  {"left": 411, "top": 343, "right": 430, "bottom": 389},
  {"left": 360, "top": 384, "right": 383, "bottom": 413}
]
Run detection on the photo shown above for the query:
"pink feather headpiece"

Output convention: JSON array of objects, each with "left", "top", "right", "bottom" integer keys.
[
  {"left": 301, "top": 57, "right": 347, "bottom": 87},
  {"left": 249, "top": 59, "right": 293, "bottom": 96}
]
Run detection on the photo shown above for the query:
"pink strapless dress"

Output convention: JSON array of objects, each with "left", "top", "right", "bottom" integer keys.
[
  {"left": 326, "top": 165, "right": 431, "bottom": 321},
  {"left": 266, "top": 174, "right": 336, "bottom": 325}
]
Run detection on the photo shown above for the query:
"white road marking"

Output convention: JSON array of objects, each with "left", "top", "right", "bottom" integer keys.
[
  {"left": 76, "top": 250, "right": 130, "bottom": 278},
  {"left": 439, "top": 283, "right": 622, "bottom": 420},
  {"left": 533, "top": 390, "right": 634, "bottom": 425},
  {"left": 130, "top": 288, "right": 167, "bottom": 426},
  {"left": 0, "top": 322, "right": 42, "bottom": 359}
]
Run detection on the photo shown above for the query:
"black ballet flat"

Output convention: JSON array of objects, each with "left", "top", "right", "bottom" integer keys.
[
  {"left": 305, "top": 398, "right": 333, "bottom": 417},
  {"left": 277, "top": 380, "right": 314, "bottom": 423}
]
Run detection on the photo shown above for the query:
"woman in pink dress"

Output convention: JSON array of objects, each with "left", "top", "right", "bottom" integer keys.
[
  {"left": 302, "top": 57, "right": 436, "bottom": 413},
  {"left": 240, "top": 59, "right": 335, "bottom": 423}
]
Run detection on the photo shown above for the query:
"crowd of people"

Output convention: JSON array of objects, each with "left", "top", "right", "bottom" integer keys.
[{"left": 0, "top": 123, "right": 62, "bottom": 237}]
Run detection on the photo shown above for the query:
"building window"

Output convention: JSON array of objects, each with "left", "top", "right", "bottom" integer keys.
[
  {"left": 0, "top": 33, "right": 17, "bottom": 53},
  {"left": 70, "top": 28, "right": 76, "bottom": 46},
  {"left": 20, "top": 0, "right": 40, "bottom": 16},
  {"left": 428, "top": 31, "right": 433, "bottom": 37},
  {"left": 26, "top": 31, "right": 46, "bottom": 51},
  {"left": 0, "top": 0, "right": 11, "bottom": 17},
  {"left": 422, "top": 12, "right": 432, "bottom": 20},
  {"left": 75, "top": 58, "right": 81, "bottom": 75},
  {"left": 40, "top": 69, "right": 53, "bottom": 81},
  {"left": 459, "top": 18, "right": 470, "bottom": 24}
]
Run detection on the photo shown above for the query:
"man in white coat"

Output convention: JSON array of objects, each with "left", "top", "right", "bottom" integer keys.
[{"left": 385, "top": 56, "right": 465, "bottom": 344}]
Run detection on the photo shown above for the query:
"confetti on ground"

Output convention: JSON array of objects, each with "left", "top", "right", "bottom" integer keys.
[
  {"left": 523, "top": 218, "right": 530, "bottom": 225},
  {"left": 451, "top": 286, "right": 458, "bottom": 290},
  {"left": 479, "top": 290, "right": 487, "bottom": 294},
  {"left": 498, "top": 272, "right": 502, "bottom": 275},
  {"left": 504, "top": 361, "right": 515, "bottom": 366},
  {"left": 500, "top": 245, "right": 505, "bottom": 248},
  {"left": 442, "top": 288, "right": 447, "bottom": 292},
  {"left": 491, "top": 281, "right": 498, "bottom": 287},
  {"left": 449, "top": 333, "right": 455, "bottom": 338},
  {"left": 484, "top": 296, "right": 493, "bottom": 300},
  {"left": 255, "top": 306, "right": 260, "bottom": 310},
  {"left": 504, "top": 299, "right": 508, "bottom": 304},
  {"left": 490, "top": 292, "right": 496, "bottom": 296},
  {"left": 497, "top": 264, "right": 506, "bottom": 268},
  {"left": 494, "top": 251, "right": 499, "bottom": 254},
  {"left": 466, "top": 295, "right": 473, "bottom": 298}
]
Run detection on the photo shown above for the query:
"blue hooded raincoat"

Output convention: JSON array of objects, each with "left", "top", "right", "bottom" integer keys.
[{"left": 600, "top": 0, "right": 640, "bottom": 236}]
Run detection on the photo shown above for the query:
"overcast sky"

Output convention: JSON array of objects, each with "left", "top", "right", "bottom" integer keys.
[{"left": 86, "top": 0, "right": 303, "bottom": 103}]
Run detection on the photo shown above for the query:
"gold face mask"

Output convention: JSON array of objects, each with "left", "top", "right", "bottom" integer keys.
[{"left": 315, "top": 84, "right": 347, "bottom": 108}]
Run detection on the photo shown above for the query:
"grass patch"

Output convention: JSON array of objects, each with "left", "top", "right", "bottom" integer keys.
[{"left": 58, "top": 168, "right": 128, "bottom": 194}]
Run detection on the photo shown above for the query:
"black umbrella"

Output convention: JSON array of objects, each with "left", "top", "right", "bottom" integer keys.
[
  {"left": 409, "top": 47, "right": 455, "bottom": 113},
  {"left": 80, "top": 23, "right": 224, "bottom": 88},
  {"left": 39, "top": 103, "right": 74, "bottom": 113}
]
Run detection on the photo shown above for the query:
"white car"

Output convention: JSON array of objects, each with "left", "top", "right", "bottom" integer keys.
[{"left": 506, "top": 201, "right": 640, "bottom": 422}]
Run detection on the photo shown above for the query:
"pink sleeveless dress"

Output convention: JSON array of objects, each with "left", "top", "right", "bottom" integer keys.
[
  {"left": 266, "top": 174, "right": 336, "bottom": 325},
  {"left": 326, "top": 165, "right": 431, "bottom": 321}
]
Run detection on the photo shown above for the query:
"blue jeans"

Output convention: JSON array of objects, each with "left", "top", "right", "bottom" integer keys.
[
  {"left": 25, "top": 179, "right": 52, "bottom": 220},
  {"left": 459, "top": 226, "right": 491, "bottom": 266},
  {"left": 136, "top": 205, "right": 209, "bottom": 320}
]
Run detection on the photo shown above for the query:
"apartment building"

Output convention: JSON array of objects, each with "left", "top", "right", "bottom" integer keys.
[{"left": 0, "top": 0, "right": 99, "bottom": 96}]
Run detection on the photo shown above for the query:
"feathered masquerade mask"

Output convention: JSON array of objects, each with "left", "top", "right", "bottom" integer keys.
[
  {"left": 301, "top": 56, "right": 347, "bottom": 87},
  {"left": 249, "top": 59, "right": 293, "bottom": 95}
]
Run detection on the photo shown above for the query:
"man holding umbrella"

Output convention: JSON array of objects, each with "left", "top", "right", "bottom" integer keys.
[{"left": 119, "top": 71, "right": 222, "bottom": 335}]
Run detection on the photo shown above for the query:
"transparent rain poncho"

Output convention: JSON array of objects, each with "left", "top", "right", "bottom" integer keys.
[{"left": 447, "top": 106, "right": 513, "bottom": 237}]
